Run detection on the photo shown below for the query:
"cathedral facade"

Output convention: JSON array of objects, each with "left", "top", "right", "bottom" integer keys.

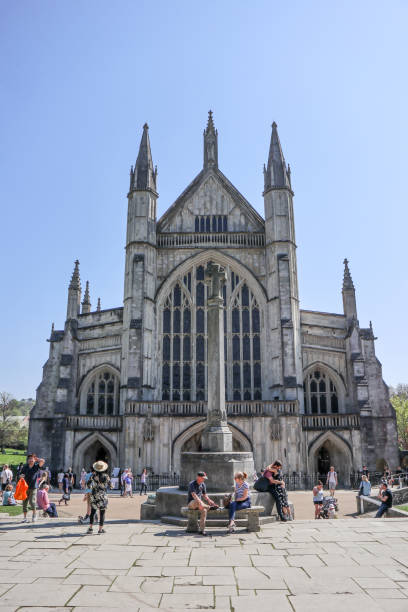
[{"left": 29, "top": 113, "right": 399, "bottom": 484}]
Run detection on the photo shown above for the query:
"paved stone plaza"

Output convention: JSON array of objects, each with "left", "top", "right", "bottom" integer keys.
[{"left": 1, "top": 517, "right": 408, "bottom": 611}]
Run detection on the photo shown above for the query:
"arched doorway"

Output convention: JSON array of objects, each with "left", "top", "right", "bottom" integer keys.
[
  {"left": 309, "top": 431, "right": 353, "bottom": 486},
  {"left": 376, "top": 458, "right": 388, "bottom": 472},
  {"left": 82, "top": 440, "right": 111, "bottom": 471},
  {"left": 317, "top": 445, "right": 331, "bottom": 477},
  {"left": 73, "top": 433, "right": 118, "bottom": 476}
]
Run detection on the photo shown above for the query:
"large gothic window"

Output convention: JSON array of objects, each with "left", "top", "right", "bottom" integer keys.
[
  {"left": 303, "top": 369, "right": 338, "bottom": 414},
  {"left": 160, "top": 263, "right": 262, "bottom": 401},
  {"left": 86, "top": 370, "right": 120, "bottom": 416}
]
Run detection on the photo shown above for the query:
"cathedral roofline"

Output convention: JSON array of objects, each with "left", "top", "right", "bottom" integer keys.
[
  {"left": 300, "top": 309, "right": 346, "bottom": 318},
  {"left": 157, "top": 166, "right": 264, "bottom": 233}
]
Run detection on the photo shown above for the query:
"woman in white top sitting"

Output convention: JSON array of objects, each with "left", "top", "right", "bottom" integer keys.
[{"left": 227, "top": 471, "right": 251, "bottom": 533}]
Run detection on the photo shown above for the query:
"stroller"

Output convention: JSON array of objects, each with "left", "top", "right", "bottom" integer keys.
[{"left": 320, "top": 496, "right": 338, "bottom": 519}]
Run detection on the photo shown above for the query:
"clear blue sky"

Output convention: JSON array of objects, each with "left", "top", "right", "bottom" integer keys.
[{"left": 1, "top": 1, "right": 407, "bottom": 399}]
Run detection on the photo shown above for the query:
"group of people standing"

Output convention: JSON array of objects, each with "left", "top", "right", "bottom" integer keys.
[{"left": 119, "top": 467, "right": 148, "bottom": 496}]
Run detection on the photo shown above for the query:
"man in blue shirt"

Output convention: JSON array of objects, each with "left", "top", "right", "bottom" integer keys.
[
  {"left": 20, "top": 453, "right": 45, "bottom": 523},
  {"left": 187, "top": 471, "right": 218, "bottom": 536}
]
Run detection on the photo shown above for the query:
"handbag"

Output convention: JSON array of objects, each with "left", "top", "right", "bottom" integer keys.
[
  {"left": 223, "top": 493, "right": 232, "bottom": 508},
  {"left": 253, "top": 476, "right": 269, "bottom": 492},
  {"left": 63, "top": 493, "right": 70, "bottom": 500}
]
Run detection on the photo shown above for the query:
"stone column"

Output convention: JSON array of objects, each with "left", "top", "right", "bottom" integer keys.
[{"left": 201, "top": 262, "right": 233, "bottom": 452}]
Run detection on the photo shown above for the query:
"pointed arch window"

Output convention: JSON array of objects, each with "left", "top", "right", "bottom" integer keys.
[
  {"left": 194, "top": 215, "right": 228, "bottom": 233},
  {"left": 303, "top": 369, "right": 339, "bottom": 414},
  {"left": 85, "top": 370, "right": 119, "bottom": 415},
  {"left": 160, "top": 263, "right": 262, "bottom": 401}
]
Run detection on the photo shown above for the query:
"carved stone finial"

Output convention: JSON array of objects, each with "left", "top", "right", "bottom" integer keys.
[
  {"left": 132, "top": 122, "right": 156, "bottom": 191},
  {"left": 82, "top": 281, "right": 91, "bottom": 305},
  {"left": 203, "top": 111, "right": 218, "bottom": 169},
  {"left": 96, "top": 297, "right": 101, "bottom": 312},
  {"left": 81, "top": 280, "right": 91, "bottom": 314},
  {"left": 69, "top": 260, "right": 81, "bottom": 291},
  {"left": 264, "top": 121, "right": 290, "bottom": 190},
  {"left": 343, "top": 258, "right": 355, "bottom": 291}
]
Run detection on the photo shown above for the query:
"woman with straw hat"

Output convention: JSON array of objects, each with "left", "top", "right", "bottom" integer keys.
[{"left": 86, "top": 460, "right": 111, "bottom": 535}]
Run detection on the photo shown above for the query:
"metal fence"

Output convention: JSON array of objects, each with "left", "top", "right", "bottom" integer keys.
[
  {"left": 283, "top": 472, "right": 406, "bottom": 491},
  {"left": 132, "top": 474, "right": 181, "bottom": 492}
]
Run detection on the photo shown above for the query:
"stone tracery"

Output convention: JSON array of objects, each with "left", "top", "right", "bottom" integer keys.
[{"left": 160, "top": 262, "right": 262, "bottom": 402}]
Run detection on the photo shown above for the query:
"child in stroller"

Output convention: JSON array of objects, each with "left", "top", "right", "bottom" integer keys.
[{"left": 320, "top": 495, "right": 338, "bottom": 519}]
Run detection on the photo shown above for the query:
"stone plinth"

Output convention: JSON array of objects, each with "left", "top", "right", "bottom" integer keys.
[
  {"left": 201, "top": 425, "right": 232, "bottom": 453},
  {"left": 180, "top": 450, "right": 255, "bottom": 493}
]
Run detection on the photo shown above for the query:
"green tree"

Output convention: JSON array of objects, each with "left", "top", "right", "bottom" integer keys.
[
  {"left": 390, "top": 384, "right": 408, "bottom": 450},
  {"left": 0, "top": 392, "right": 18, "bottom": 453},
  {"left": 10, "top": 424, "right": 28, "bottom": 450}
]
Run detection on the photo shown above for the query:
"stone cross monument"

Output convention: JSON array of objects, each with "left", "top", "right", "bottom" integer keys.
[
  {"left": 201, "top": 262, "right": 233, "bottom": 452},
  {"left": 177, "top": 260, "right": 255, "bottom": 494}
]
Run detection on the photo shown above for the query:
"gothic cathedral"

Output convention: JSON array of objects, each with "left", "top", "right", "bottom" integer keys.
[{"left": 29, "top": 113, "right": 399, "bottom": 484}]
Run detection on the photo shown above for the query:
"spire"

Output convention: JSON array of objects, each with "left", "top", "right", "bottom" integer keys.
[
  {"left": 130, "top": 123, "right": 157, "bottom": 192},
  {"left": 203, "top": 110, "right": 218, "bottom": 169},
  {"left": 67, "top": 259, "right": 81, "bottom": 320},
  {"left": 342, "top": 258, "right": 357, "bottom": 322},
  {"left": 343, "top": 258, "right": 355, "bottom": 291},
  {"left": 264, "top": 122, "right": 291, "bottom": 191},
  {"left": 96, "top": 297, "right": 101, "bottom": 312},
  {"left": 81, "top": 280, "right": 91, "bottom": 314},
  {"left": 69, "top": 260, "right": 81, "bottom": 291}
]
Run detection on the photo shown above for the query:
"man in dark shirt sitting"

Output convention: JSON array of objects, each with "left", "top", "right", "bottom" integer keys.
[
  {"left": 20, "top": 453, "right": 45, "bottom": 523},
  {"left": 187, "top": 471, "right": 218, "bottom": 536},
  {"left": 375, "top": 482, "right": 393, "bottom": 518}
]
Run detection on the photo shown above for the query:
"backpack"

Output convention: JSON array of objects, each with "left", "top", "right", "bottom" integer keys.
[{"left": 253, "top": 476, "right": 269, "bottom": 492}]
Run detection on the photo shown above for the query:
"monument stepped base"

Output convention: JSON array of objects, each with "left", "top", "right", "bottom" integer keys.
[{"left": 141, "top": 486, "right": 295, "bottom": 523}]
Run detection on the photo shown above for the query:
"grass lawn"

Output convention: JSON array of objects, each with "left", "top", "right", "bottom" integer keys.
[
  {"left": 396, "top": 504, "right": 408, "bottom": 512},
  {"left": 0, "top": 505, "right": 23, "bottom": 516},
  {"left": 0, "top": 448, "right": 26, "bottom": 468}
]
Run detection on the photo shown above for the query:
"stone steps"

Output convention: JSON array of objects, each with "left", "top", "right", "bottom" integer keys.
[{"left": 160, "top": 514, "right": 280, "bottom": 527}]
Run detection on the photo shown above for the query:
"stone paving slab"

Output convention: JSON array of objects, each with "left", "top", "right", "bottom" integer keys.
[{"left": 0, "top": 517, "right": 407, "bottom": 610}]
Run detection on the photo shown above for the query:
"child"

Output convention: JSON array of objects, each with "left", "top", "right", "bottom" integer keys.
[
  {"left": 78, "top": 469, "right": 93, "bottom": 524},
  {"left": 2, "top": 484, "right": 16, "bottom": 506},
  {"left": 312, "top": 481, "right": 324, "bottom": 519}
]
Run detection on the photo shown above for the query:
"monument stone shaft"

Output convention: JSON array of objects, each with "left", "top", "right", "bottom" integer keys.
[
  {"left": 179, "top": 260, "right": 255, "bottom": 493},
  {"left": 201, "top": 262, "right": 233, "bottom": 452}
]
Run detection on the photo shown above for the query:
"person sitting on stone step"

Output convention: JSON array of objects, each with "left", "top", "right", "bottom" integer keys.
[
  {"left": 187, "top": 471, "right": 218, "bottom": 536},
  {"left": 227, "top": 471, "right": 251, "bottom": 533}
]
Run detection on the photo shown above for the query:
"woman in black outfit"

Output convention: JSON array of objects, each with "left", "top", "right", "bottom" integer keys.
[
  {"left": 264, "top": 460, "right": 291, "bottom": 521},
  {"left": 87, "top": 460, "right": 111, "bottom": 535}
]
